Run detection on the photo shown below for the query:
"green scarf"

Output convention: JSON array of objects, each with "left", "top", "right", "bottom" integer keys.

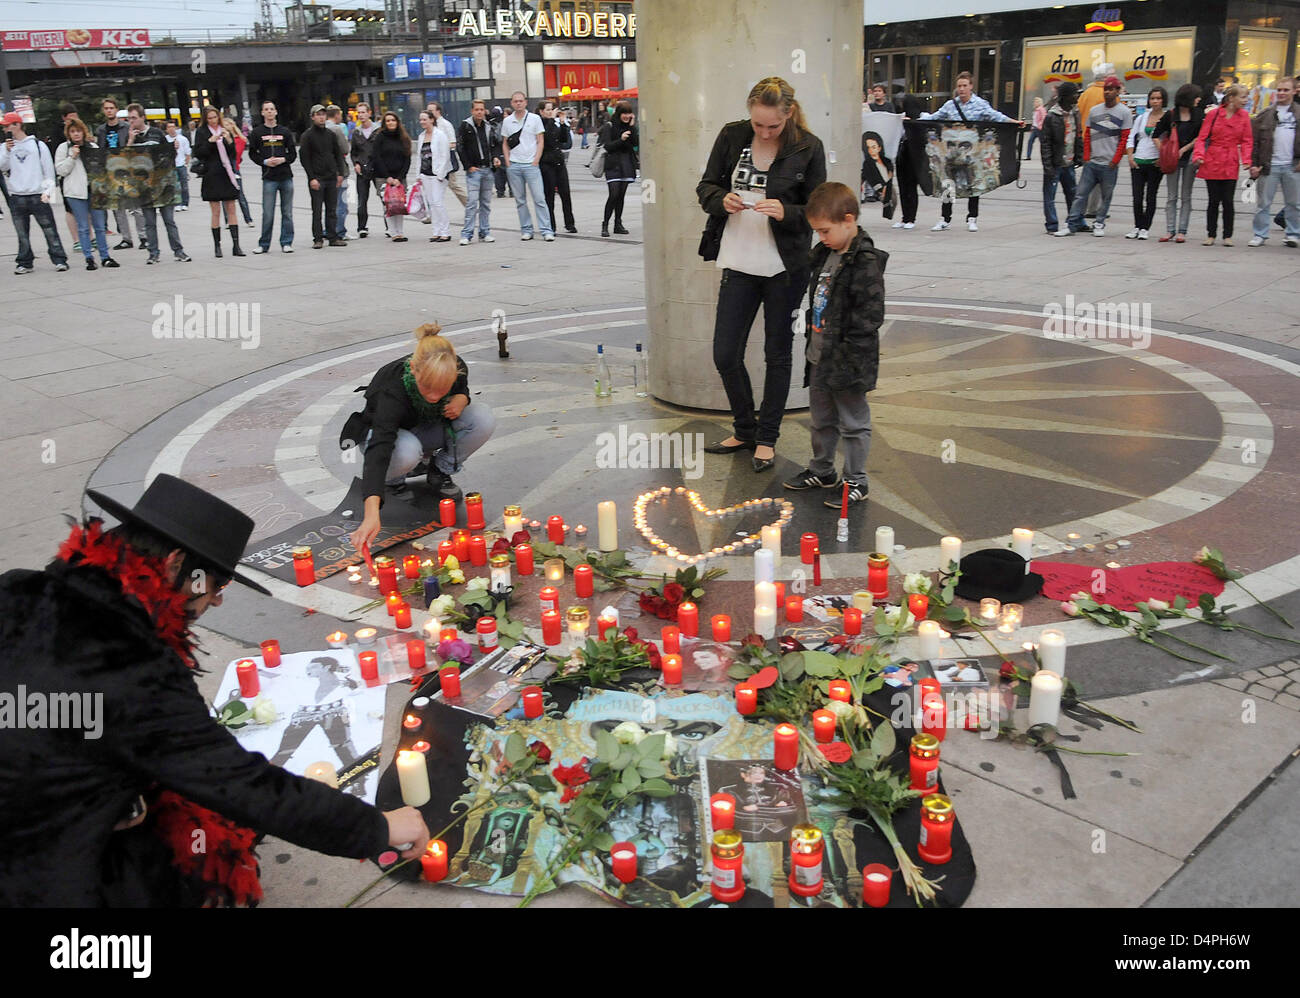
[{"left": 402, "top": 358, "right": 446, "bottom": 424}]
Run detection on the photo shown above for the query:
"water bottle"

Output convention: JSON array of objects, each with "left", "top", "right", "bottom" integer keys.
[
  {"left": 634, "top": 342, "right": 649, "bottom": 397},
  {"left": 594, "top": 343, "right": 612, "bottom": 398}
]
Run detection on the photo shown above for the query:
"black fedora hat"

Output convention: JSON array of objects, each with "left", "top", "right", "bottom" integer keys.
[
  {"left": 86, "top": 474, "right": 271, "bottom": 595},
  {"left": 952, "top": 548, "right": 1044, "bottom": 603}
]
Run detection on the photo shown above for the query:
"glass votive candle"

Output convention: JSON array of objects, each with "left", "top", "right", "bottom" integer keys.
[
  {"left": 353, "top": 627, "right": 378, "bottom": 646},
  {"left": 979, "top": 598, "right": 1002, "bottom": 623},
  {"left": 566, "top": 605, "right": 591, "bottom": 642},
  {"left": 998, "top": 603, "right": 1023, "bottom": 634},
  {"left": 544, "top": 558, "right": 566, "bottom": 582}
]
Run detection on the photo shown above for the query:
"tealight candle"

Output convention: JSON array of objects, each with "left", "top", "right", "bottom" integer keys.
[
  {"left": 875, "top": 526, "right": 895, "bottom": 556},
  {"left": 292, "top": 546, "right": 315, "bottom": 587},
  {"left": 735, "top": 684, "right": 757, "bottom": 715},
  {"left": 439, "top": 665, "right": 462, "bottom": 698},
  {"left": 397, "top": 749, "right": 431, "bottom": 807},
  {"left": 406, "top": 639, "right": 426, "bottom": 671},
  {"left": 260, "top": 639, "right": 281, "bottom": 667},
  {"left": 543, "top": 559, "right": 565, "bottom": 583},
  {"left": 862, "top": 864, "right": 893, "bottom": 908},
  {"left": 940, "top": 536, "right": 962, "bottom": 572},
  {"left": 394, "top": 603, "right": 412, "bottom": 629},
  {"left": 1040, "top": 629, "right": 1067, "bottom": 675},
  {"left": 539, "top": 586, "right": 559, "bottom": 613},
  {"left": 661, "top": 654, "right": 683, "bottom": 685},
  {"left": 547, "top": 515, "right": 565, "bottom": 543},
  {"left": 842, "top": 607, "right": 862, "bottom": 636},
  {"left": 421, "top": 840, "right": 449, "bottom": 882},
  {"left": 773, "top": 723, "right": 799, "bottom": 771},
  {"left": 753, "top": 548, "right": 775, "bottom": 585},
  {"left": 677, "top": 603, "right": 698, "bottom": 637},
  {"left": 347, "top": 569, "right": 364, "bottom": 584},
  {"left": 1011, "top": 527, "right": 1034, "bottom": 572},
  {"left": 785, "top": 596, "right": 804, "bottom": 622},
  {"left": 852, "top": 591, "right": 874, "bottom": 612},
  {"left": 566, "top": 605, "right": 591, "bottom": 642},
  {"left": 541, "top": 609, "right": 562, "bottom": 646},
  {"left": 812, "top": 709, "right": 836, "bottom": 743},
  {"left": 597, "top": 500, "right": 618, "bottom": 552},
  {"left": 303, "top": 761, "right": 338, "bottom": 788},
  {"left": 236, "top": 659, "right": 259, "bottom": 698},
  {"left": 574, "top": 564, "right": 594, "bottom": 598},
  {"left": 800, "top": 532, "right": 819, "bottom": 564},
  {"left": 918, "top": 620, "right": 942, "bottom": 658},
  {"left": 439, "top": 627, "right": 458, "bottom": 643},
  {"left": 503, "top": 504, "right": 524, "bottom": 537},
  {"left": 410, "top": 739, "right": 431, "bottom": 754},
  {"left": 468, "top": 535, "right": 488, "bottom": 567},
  {"left": 521, "top": 685, "right": 544, "bottom": 718},
  {"left": 402, "top": 712, "right": 422, "bottom": 731},
  {"left": 998, "top": 603, "right": 1022, "bottom": 635},
  {"left": 403, "top": 554, "right": 420, "bottom": 579},
  {"left": 711, "top": 614, "right": 732, "bottom": 642},
  {"left": 827, "top": 680, "right": 851, "bottom": 703},
  {"left": 710, "top": 793, "right": 736, "bottom": 831},
  {"left": 610, "top": 842, "right": 637, "bottom": 884},
  {"left": 661, "top": 626, "right": 680, "bottom": 654},
  {"left": 439, "top": 498, "right": 457, "bottom": 528},
  {"left": 354, "top": 627, "right": 377, "bottom": 646},
  {"left": 1027, "top": 670, "right": 1063, "bottom": 728},
  {"left": 464, "top": 492, "right": 486, "bottom": 530},
  {"left": 980, "top": 598, "right": 1001, "bottom": 622},
  {"left": 515, "top": 543, "right": 534, "bottom": 576}
]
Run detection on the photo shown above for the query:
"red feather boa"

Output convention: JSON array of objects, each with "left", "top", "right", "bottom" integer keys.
[{"left": 57, "top": 518, "right": 263, "bottom": 907}]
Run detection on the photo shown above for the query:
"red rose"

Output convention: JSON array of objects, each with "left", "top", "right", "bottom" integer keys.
[
  {"left": 741, "top": 633, "right": 765, "bottom": 647},
  {"left": 638, "top": 592, "right": 667, "bottom": 617},
  {"left": 510, "top": 530, "right": 532, "bottom": 547},
  {"left": 662, "top": 582, "right": 686, "bottom": 604},
  {"left": 999, "top": 660, "right": 1016, "bottom": 681},
  {"left": 622, "top": 627, "right": 639, "bottom": 642},
  {"left": 553, "top": 758, "right": 591, "bottom": 802},
  {"left": 658, "top": 602, "right": 677, "bottom": 621},
  {"left": 529, "top": 740, "right": 552, "bottom": 763},
  {"left": 490, "top": 537, "right": 512, "bottom": 556}
]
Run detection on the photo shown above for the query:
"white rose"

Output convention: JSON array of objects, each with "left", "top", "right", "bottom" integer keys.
[
  {"left": 1146, "top": 598, "right": 1170, "bottom": 611},
  {"left": 1060, "top": 601, "right": 1080, "bottom": 616},
  {"left": 826, "top": 699, "right": 855, "bottom": 721},
  {"left": 251, "top": 696, "right": 277, "bottom": 725},
  {"left": 661, "top": 732, "right": 677, "bottom": 759},
  {"left": 1194, "top": 546, "right": 1211, "bottom": 563},
  {"left": 902, "top": 573, "right": 932, "bottom": 595},
  {"left": 1070, "top": 591, "right": 1093, "bottom": 604},
  {"left": 467, "top": 576, "right": 489, "bottom": 591},
  {"left": 429, "top": 594, "right": 456, "bottom": 617},
  {"left": 883, "top": 605, "right": 903, "bottom": 627},
  {"left": 612, "top": 721, "right": 645, "bottom": 745}
]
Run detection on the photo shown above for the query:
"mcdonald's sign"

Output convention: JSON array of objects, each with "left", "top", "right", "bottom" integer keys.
[{"left": 544, "top": 63, "right": 622, "bottom": 91}]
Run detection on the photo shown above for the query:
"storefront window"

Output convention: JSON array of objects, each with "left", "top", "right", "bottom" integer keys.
[
  {"left": 1022, "top": 30, "right": 1192, "bottom": 119},
  {"left": 1236, "top": 30, "right": 1287, "bottom": 111},
  {"left": 911, "top": 52, "right": 953, "bottom": 107}
]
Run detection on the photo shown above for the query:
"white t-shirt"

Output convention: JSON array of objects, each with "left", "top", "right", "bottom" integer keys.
[
  {"left": 435, "top": 116, "right": 457, "bottom": 151},
  {"left": 716, "top": 146, "right": 785, "bottom": 278},
  {"left": 501, "top": 111, "right": 544, "bottom": 164},
  {"left": 168, "top": 134, "right": 191, "bottom": 166}
]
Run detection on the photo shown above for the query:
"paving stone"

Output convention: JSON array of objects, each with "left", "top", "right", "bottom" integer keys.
[
  {"left": 1260, "top": 675, "right": 1291, "bottom": 691},
  {"left": 1239, "top": 669, "right": 1266, "bottom": 682},
  {"left": 1260, "top": 665, "right": 1283, "bottom": 677},
  {"left": 1215, "top": 677, "right": 1250, "bottom": 691},
  {"left": 1273, "top": 692, "right": 1300, "bottom": 712},
  {"left": 1244, "top": 684, "right": 1275, "bottom": 701}
]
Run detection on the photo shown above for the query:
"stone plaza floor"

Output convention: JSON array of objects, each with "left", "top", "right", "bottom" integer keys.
[{"left": 3, "top": 157, "right": 1298, "bottom": 907}]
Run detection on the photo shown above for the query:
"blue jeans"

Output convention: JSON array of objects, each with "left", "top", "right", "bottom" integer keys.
[
  {"left": 461, "top": 166, "right": 493, "bottom": 239},
  {"left": 261, "top": 177, "right": 294, "bottom": 249},
  {"left": 10, "top": 193, "right": 68, "bottom": 267},
  {"left": 1042, "top": 164, "right": 1077, "bottom": 232},
  {"left": 1026, "top": 128, "right": 1040, "bottom": 159},
  {"left": 335, "top": 185, "right": 348, "bottom": 239},
  {"left": 66, "top": 197, "right": 110, "bottom": 260},
  {"left": 1066, "top": 161, "right": 1119, "bottom": 230},
  {"left": 369, "top": 403, "right": 498, "bottom": 484},
  {"left": 175, "top": 166, "right": 190, "bottom": 207},
  {"left": 506, "top": 162, "right": 552, "bottom": 236},
  {"left": 141, "top": 204, "right": 184, "bottom": 258},
  {"left": 1253, "top": 168, "right": 1300, "bottom": 240}
]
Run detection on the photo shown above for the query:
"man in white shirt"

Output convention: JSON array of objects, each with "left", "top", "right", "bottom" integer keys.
[
  {"left": 1249, "top": 76, "right": 1299, "bottom": 247},
  {"left": 500, "top": 91, "right": 553, "bottom": 240},
  {"left": 429, "top": 102, "right": 467, "bottom": 212},
  {"left": 166, "top": 120, "right": 192, "bottom": 210},
  {"left": 0, "top": 113, "right": 70, "bottom": 273}
]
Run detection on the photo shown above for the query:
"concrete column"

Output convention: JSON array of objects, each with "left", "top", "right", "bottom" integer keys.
[{"left": 639, "top": 0, "right": 864, "bottom": 409}]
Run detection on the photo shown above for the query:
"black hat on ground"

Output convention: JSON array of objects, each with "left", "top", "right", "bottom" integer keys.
[
  {"left": 85, "top": 474, "right": 271, "bottom": 595},
  {"left": 952, "top": 548, "right": 1044, "bottom": 603}
]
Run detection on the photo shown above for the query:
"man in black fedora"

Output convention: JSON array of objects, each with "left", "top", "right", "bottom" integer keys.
[{"left": 0, "top": 474, "right": 429, "bottom": 907}]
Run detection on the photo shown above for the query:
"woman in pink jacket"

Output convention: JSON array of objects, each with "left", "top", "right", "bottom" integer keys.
[{"left": 1192, "top": 84, "right": 1253, "bottom": 245}]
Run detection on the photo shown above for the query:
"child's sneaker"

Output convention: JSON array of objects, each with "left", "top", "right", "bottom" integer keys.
[
  {"left": 783, "top": 469, "right": 841, "bottom": 491},
  {"left": 824, "top": 480, "right": 869, "bottom": 508}
]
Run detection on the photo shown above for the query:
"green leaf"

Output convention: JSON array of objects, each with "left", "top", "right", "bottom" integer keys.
[
  {"left": 870, "top": 720, "right": 896, "bottom": 760},
  {"left": 1172, "top": 595, "right": 1189, "bottom": 611},
  {"left": 727, "top": 663, "right": 755, "bottom": 680},
  {"left": 591, "top": 831, "right": 616, "bottom": 851},
  {"left": 1198, "top": 592, "right": 1217, "bottom": 613},
  {"left": 691, "top": 588, "right": 704, "bottom": 599},
  {"left": 611, "top": 782, "right": 628, "bottom": 797},
  {"left": 637, "top": 733, "right": 666, "bottom": 760},
  {"left": 802, "top": 650, "right": 841, "bottom": 677},
  {"left": 596, "top": 729, "right": 619, "bottom": 764},
  {"left": 852, "top": 749, "right": 875, "bottom": 770},
  {"left": 780, "top": 652, "right": 806, "bottom": 680},
  {"left": 640, "top": 778, "right": 674, "bottom": 798},
  {"left": 623, "top": 767, "right": 642, "bottom": 791},
  {"left": 613, "top": 749, "right": 636, "bottom": 770},
  {"left": 528, "top": 775, "right": 555, "bottom": 791},
  {"left": 942, "top": 605, "right": 968, "bottom": 623},
  {"left": 637, "top": 760, "right": 666, "bottom": 779},
  {"left": 839, "top": 654, "right": 864, "bottom": 677},
  {"left": 504, "top": 732, "right": 527, "bottom": 765},
  {"left": 604, "top": 550, "right": 627, "bottom": 568}
]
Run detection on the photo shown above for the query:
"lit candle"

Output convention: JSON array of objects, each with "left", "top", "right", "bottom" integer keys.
[
  {"left": 543, "top": 558, "right": 565, "bottom": 583},
  {"left": 503, "top": 504, "right": 524, "bottom": 537},
  {"left": 410, "top": 739, "right": 431, "bottom": 754},
  {"left": 908, "top": 593, "right": 930, "bottom": 621},
  {"left": 827, "top": 680, "right": 851, "bottom": 703},
  {"left": 735, "top": 684, "right": 757, "bottom": 715},
  {"left": 1040, "top": 629, "right": 1067, "bottom": 675},
  {"left": 661, "top": 626, "right": 680, "bottom": 655},
  {"left": 862, "top": 864, "right": 893, "bottom": 908},
  {"left": 541, "top": 608, "right": 562, "bottom": 646},
  {"left": 677, "top": 602, "right": 698, "bottom": 637},
  {"left": 710, "top": 793, "right": 736, "bottom": 831},
  {"left": 421, "top": 840, "right": 449, "bottom": 882},
  {"left": 469, "top": 535, "right": 487, "bottom": 567},
  {"left": 375, "top": 555, "right": 398, "bottom": 595},
  {"left": 406, "top": 639, "right": 426, "bottom": 671},
  {"left": 547, "top": 516, "right": 565, "bottom": 543},
  {"left": 597, "top": 500, "right": 618, "bottom": 552},
  {"left": 917, "top": 677, "right": 942, "bottom": 706},
  {"left": 785, "top": 596, "right": 803, "bottom": 622},
  {"left": 773, "top": 723, "right": 799, "bottom": 771},
  {"left": 980, "top": 598, "right": 1002, "bottom": 622},
  {"left": 867, "top": 553, "right": 889, "bottom": 600},
  {"left": 439, "top": 665, "right": 462, "bottom": 698},
  {"left": 439, "top": 627, "right": 458, "bottom": 643},
  {"left": 566, "top": 605, "right": 591, "bottom": 642},
  {"left": 403, "top": 554, "right": 421, "bottom": 579},
  {"left": 236, "top": 659, "right": 260, "bottom": 698},
  {"left": 710, "top": 829, "right": 746, "bottom": 903},
  {"left": 753, "top": 548, "right": 775, "bottom": 585},
  {"left": 396, "top": 749, "right": 431, "bottom": 807},
  {"left": 574, "top": 564, "right": 594, "bottom": 598},
  {"left": 921, "top": 692, "right": 947, "bottom": 742},
  {"left": 788, "top": 823, "right": 824, "bottom": 898},
  {"left": 402, "top": 712, "right": 422, "bottom": 731},
  {"left": 918, "top": 620, "right": 942, "bottom": 658},
  {"left": 711, "top": 614, "right": 732, "bottom": 642},
  {"left": 800, "top": 532, "right": 819, "bottom": 564},
  {"left": 842, "top": 607, "right": 862, "bottom": 635},
  {"left": 812, "top": 709, "right": 836, "bottom": 743},
  {"left": 292, "top": 546, "right": 315, "bottom": 587},
  {"left": 1027, "top": 670, "right": 1063, "bottom": 728},
  {"left": 386, "top": 592, "right": 403, "bottom": 617},
  {"left": 909, "top": 732, "right": 941, "bottom": 792},
  {"left": 573, "top": 524, "right": 588, "bottom": 544},
  {"left": 940, "top": 536, "right": 962, "bottom": 572},
  {"left": 812, "top": 547, "right": 822, "bottom": 587},
  {"left": 610, "top": 842, "right": 637, "bottom": 884},
  {"left": 303, "top": 761, "right": 338, "bottom": 788},
  {"left": 754, "top": 604, "right": 776, "bottom": 640},
  {"left": 394, "top": 602, "right": 412, "bottom": 629},
  {"left": 662, "top": 654, "right": 683, "bottom": 685},
  {"left": 489, "top": 553, "right": 512, "bottom": 593},
  {"left": 437, "top": 540, "right": 454, "bottom": 565},
  {"left": 464, "top": 492, "right": 486, "bottom": 530},
  {"left": 761, "top": 523, "right": 781, "bottom": 567},
  {"left": 754, "top": 581, "right": 777, "bottom": 615},
  {"left": 852, "top": 591, "right": 874, "bottom": 612},
  {"left": 260, "top": 639, "right": 281, "bottom": 667},
  {"left": 1011, "top": 527, "right": 1034, "bottom": 572},
  {"left": 999, "top": 603, "right": 1023, "bottom": 635},
  {"left": 875, "top": 525, "right": 895, "bottom": 556},
  {"left": 347, "top": 568, "right": 364, "bottom": 585},
  {"left": 515, "top": 543, "right": 534, "bottom": 576},
  {"left": 354, "top": 627, "right": 377, "bottom": 646},
  {"left": 439, "top": 498, "right": 457, "bottom": 528},
  {"left": 917, "top": 794, "right": 955, "bottom": 865},
  {"left": 521, "top": 685, "right": 544, "bottom": 718},
  {"left": 453, "top": 530, "right": 470, "bottom": 562},
  {"left": 325, "top": 630, "right": 348, "bottom": 648},
  {"left": 597, "top": 614, "right": 617, "bottom": 640}
]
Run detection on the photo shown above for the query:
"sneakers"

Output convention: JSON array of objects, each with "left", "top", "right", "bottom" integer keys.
[
  {"left": 902, "top": 222, "right": 915, "bottom": 229},
  {"left": 175, "top": 252, "right": 191, "bottom": 262},
  {"left": 426, "top": 468, "right": 463, "bottom": 501},
  {"left": 459, "top": 237, "right": 471, "bottom": 245},
  {"left": 480, "top": 235, "right": 495, "bottom": 243},
  {"left": 1248, "top": 236, "right": 1266, "bottom": 246},
  {"left": 1287, "top": 238, "right": 1299, "bottom": 248},
  {"left": 54, "top": 262, "right": 69, "bottom": 272},
  {"left": 824, "top": 480, "right": 869, "bottom": 508},
  {"left": 1092, "top": 223, "right": 1106, "bottom": 237},
  {"left": 891, "top": 220, "right": 905, "bottom": 228},
  {"left": 1053, "top": 228, "right": 1075, "bottom": 237},
  {"left": 85, "top": 259, "right": 97, "bottom": 271},
  {"left": 113, "top": 239, "right": 132, "bottom": 250},
  {"left": 101, "top": 257, "right": 120, "bottom": 268},
  {"left": 783, "top": 468, "right": 842, "bottom": 491},
  {"left": 930, "top": 220, "right": 950, "bottom": 231},
  {"left": 177, "top": 205, "right": 188, "bottom": 211},
  {"left": 254, "top": 246, "right": 271, "bottom": 254},
  {"left": 1125, "top": 228, "right": 1141, "bottom": 239},
  {"left": 282, "top": 245, "right": 294, "bottom": 253},
  {"left": 146, "top": 255, "right": 159, "bottom": 265},
  {"left": 521, "top": 233, "right": 533, "bottom": 241},
  {"left": 1137, "top": 229, "right": 1149, "bottom": 240},
  {"left": 358, "top": 229, "right": 367, "bottom": 238},
  {"left": 328, "top": 238, "right": 347, "bottom": 247},
  {"left": 967, "top": 218, "right": 978, "bottom": 232},
  {"left": 1222, "top": 237, "right": 1234, "bottom": 247},
  {"left": 543, "top": 233, "right": 555, "bottom": 241},
  {"left": 312, "top": 239, "right": 324, "bottom": 249},
  {"left": 13, "top": 265, "right": 33, "bottom": 275}
]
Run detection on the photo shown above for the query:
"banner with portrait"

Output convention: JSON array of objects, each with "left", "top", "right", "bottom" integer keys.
[
  {"left": 903, "top": 119, "right": 1021, "bottom": 200},
  {"left": 84, "top": 142, "right": 177, "bottom": 210}
]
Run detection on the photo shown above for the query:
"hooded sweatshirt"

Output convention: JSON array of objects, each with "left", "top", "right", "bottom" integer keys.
[{"left": 0, "top": 135, "right": 57, "bottom": 196}]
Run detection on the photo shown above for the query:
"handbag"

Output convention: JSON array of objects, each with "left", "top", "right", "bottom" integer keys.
[
  {"left": 1157, "top": 112, "right": 1180, "bottom": 174},
  {"left": 1241, "top": 178, "right": 1257, "bottom": 205},
  {"left": 190, "top": 157, "right": 207, "bottom": 178},
  {"left": 405, "top": 179, "right": 428, "bottom": 222},
  {"left": 383, "top": 181, "right": 408, "bottom": 216},
  {"left": 588, "top": 144, "right": 607, "bottom": 178}
]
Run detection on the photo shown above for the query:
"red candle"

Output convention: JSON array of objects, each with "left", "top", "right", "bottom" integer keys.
[
  {"left": 421, "top": 840, "right": 449, "bottom": 882},
  {"left": 918, "top": 794, "right": 954, "bottom": 865},
  {"left": 842, "top": 607, "right": 863, "bottom": 635},
  {"left": 862, "top": 863, "right": 893, "bottom": 908},
  {"left": 574, "top": 564, "right": 594, "bottom": 598},
  {"left": 259, "top": 639, "right": 281, "bottom": 668},
  {"left": 292, "top": 546, "right": 315, "bottom": 587},
  {"left": 406, "top": 639, "right": 426, "bottom": 671},
  {"left": 773, "top": 723, "right": 799, "bottom": 770},
  {"left": 867, "top": 553, "right": 889, "bottom": 600},
  {"left": 610, "top": 842, "right": 637, "bottom": 885},
  {"left": 735, "top": 684, "right": 757, "bottom": 715},
  {"left": 236, "top": 659, "right": 259, "bottom": 698},
  {"left": 476, "top": 616, "right": 499, "bottom": 651},
  {"left": 547, "top": 515, "right": 565, "bottom": 543},
  {"left": 403, "top": 554, "right": 421, "bottom": 579},
  {"left": 521, "top": 685, "right": 543, "bottom": 718},
  {"left": 922, "top": 693, "right": 947, "bottom": 743},
  {"left": 812, "top": 709, "right": 836, "bottom": 743},
  {"left": 539, "top": 586, "right": 559, "bottom": 613},
  {"left": 437, "top": 541, "right": 454, "bottom": 565},
  {"left": 827, "top": 680, "right": 851, "bottom": 703},
  {"left": 785, "top": 596, "right": 803, "bottom": 622},
  {"left": 439, "top": 498, "right": 456, "bottom": 528},
  {"left": 676, "top": 602, "right": 698, "bottom": 637},
  {"left": 774, "top": 582, "right": 786, "bottom": 607},
  {"left": 661, "top": 654, "right": 683, "bottom": 685},
  {"left": 453, "top": 530, "right": 470, "bottom": 563},
  {"left": 710, "top": 830, "right": 745, "bottom": 903},
  {"left": 541, "top": 609, "right": 562, "bottom": 646},
  {"left": 386, "top": 592, "right": 402, "bottom": 617},
  {"left": 800, "top": 532, "right": 818, "bottom": 564},
  {"left": 410, "top": 739, "right": 431, "bottom": 754},
  {"left": 464, "top": 492, "right": 486, "bottom": 530},
  {"left": 515, "top": 543, "right": 534, "bottom": 576},
  {"left": 439, "top": 627, "right": 458, "bottom": 643},
  {"left": 469, "top": 535, "right": 488, "bottom": 567},
  {"left": 661, "top": 625, "right": 680, "bottom": 655},
  {"left": 402, "top": 713, "right": 422, "bottom": 730},
  {"left": 439, "top": 665, "right": 462, "bottom": 698},
  {"left": 375, "top": 556, "right": 398, "bottom": 595},
  {"left": 358, "top": 651, "right": 379, "bottom": 680},
  {"left": 908, "top": 592, "right": 930, "bottom": 621},
  {"left": 917, "top": 677, "right": 942, "bottom": 705},
  {"left": 711, "top": 614, "right": 731, "bottom": 642},
  {"left": 597, "top": 615, "right": 617, "bottom": 640},
  {"left": 710, "top": 793, "right": 736, "bottom": 831},
  {"left": 788, "top": 825, "right": 824, "bottom": 898},
  {"left": 394, "top": 603, "right": 412, "bottom": 629},
  {"left": 812, "top": 548, "right": 822, "bottom": 587},
  {"left": 909, "top": 733, "right": 941, "bottom": 793}
]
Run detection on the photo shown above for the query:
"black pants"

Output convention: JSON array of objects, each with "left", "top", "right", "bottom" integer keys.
[
  {"left": 309, "top": 177, "right": 338, "bottom": 242},
  {"left": 941, "top": 196, "right": 979, "bottom": 221},
  {"left": 494, "top": 165, "right": 508, "bottom": 196},
  {"left": 603, "top": 179, "right": 631, "bottom": 226},
  {"left": 1204, "top": 178, "right": 1237, "bottom": 238},
  {"left": 541, "top": 159, "right": 575, "bottom": 231},
  {"left": 896, "top": 150, "right": 919, "bottom": 224},
  {"left": 356, "top": 173, "right": 381, "bottom": 232},
  {"left": 711, "top": 267, "right": 809, "bottom": 447},
  {"left": 1130, "top": 163, "right": 1163, "bottom": 230}
]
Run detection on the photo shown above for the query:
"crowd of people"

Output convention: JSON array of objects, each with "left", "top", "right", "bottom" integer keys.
[{"left": 1, "top": 93, "right": 641, "bottom": 273}]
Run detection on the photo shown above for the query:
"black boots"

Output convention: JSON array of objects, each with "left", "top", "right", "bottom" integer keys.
[
  {"left": 211, "top": 227, "right": 222, "bottom": 258},
  {"left": 228, "top": 224, "right": 245, "bottom": 257}
]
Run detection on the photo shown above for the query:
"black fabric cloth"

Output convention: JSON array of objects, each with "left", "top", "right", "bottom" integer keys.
[
  {"left": 94, "top": 121, "right": 129, "bottom": 151},
  {"left": 1153, "top": 109, "right": 1203, "bottom": 165},
  {"left": 540, "top": 118, "right": 571, "bottom": 167},
  {"left": 697, "top": 119, "right": 827, "bottom": 276},
  {"left": 370, "top": 129, "right": 412, "bottom": 182},
  {"left": 191, "top": 129, "right": 240, "bottom": 202},
  {"left": 542, "top": 159, "right": 575, "bottom": 230},
  {"left": 802, "top": 226, "right": 887, "bottom": 394},
  {"left": 1040, "top": 105, "right": 1083, "bottom": 171},
  {"left": 349, "top": 123, "right": 380, "bottom": 175},
  {"left": 0, "top": 558, "right": 389, "bottom": 907},
  {"left": 599, "top": 119, "right": 639, "bottom": 180},
  {"left": 309, "top": 176, "right": 337, "bottom": 242},
  {"left": 356, "top": 354, "right": 471, "bottom": 504},
  {"left": 248, "top": 124, "right": 297, "bottom": 181},
  {"left": 1130, "top": 162, "right": 1163, "bottom": 229},
  {"left": 457, "top": 118, "right": 495, "bottom": 170},
  {"left": 299, "top": 123, "right": 345, "bottom": 183}
]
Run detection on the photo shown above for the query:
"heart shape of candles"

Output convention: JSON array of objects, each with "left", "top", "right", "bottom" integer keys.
[{"left": 632, "top": 486, "right": 794, "bottom": 567}]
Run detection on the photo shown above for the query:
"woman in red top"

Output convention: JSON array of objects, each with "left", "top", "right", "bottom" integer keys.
[
  {"left": 225, "top": 115, "right": 255, "bottom": 227},
  {"left": 1192, "top": 84, "right": 1253, "bottom": 245}
]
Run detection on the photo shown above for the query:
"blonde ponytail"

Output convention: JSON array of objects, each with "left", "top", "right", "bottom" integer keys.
[
  {"left": 411, "top": 322, "right": 457, "bottom": 392},
  {"left": 747, "top": 76, "right": 807, "bottom": 144}
]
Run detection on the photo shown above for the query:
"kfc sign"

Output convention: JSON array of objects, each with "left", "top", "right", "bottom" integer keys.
[{"left": 2, "top": 29, "right": 152, "bottom": 51}]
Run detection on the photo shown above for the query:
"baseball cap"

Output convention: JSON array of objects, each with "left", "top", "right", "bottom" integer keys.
[
  {"left": 2, "top": 112, "right": 23, "bottom": 125},
  {"left": 1103, "top": 75, "right": 1123, "bottom": 89},
  {"left": 310, "top": 103, "right": 326, "bottom": 115}
]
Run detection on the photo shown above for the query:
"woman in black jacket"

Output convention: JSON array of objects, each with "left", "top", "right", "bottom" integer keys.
[
  {"left": 600, "top": 101, "right": 638, "bottom": 236},
  {"left": 191, "top": 105, "right": 244, "bottom": 257},
  {"left": 696, "top": 77, "right": 827, "bottom": 472},
  {"left": 370, "top": 112, "right": 413, "bottom": 241}
]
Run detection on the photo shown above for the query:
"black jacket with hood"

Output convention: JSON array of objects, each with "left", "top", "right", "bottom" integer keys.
[{"left": 802, "top": 226, "right": 887, "bottom": 394}]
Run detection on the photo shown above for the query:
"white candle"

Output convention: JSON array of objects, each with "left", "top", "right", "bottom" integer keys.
[
  {"left": 597, "top": 501, "right": 618, "bottom": 552},
  {"left": 940, "top": 536, "right": 962, "bottom": 571},
  {"left": 761, "top": 524, "right": 781, "bottom": 569},
  {"left": 503, "top": 510, "right": 524, "bottom": 536},
  {"left": 396, "top": 749, "right": 431, "bottom": 806},
  {"left": 490, "top": 563, "right": 512, "bottom": 593},
  {"left": 599, "top": 605, "right": 621, "bottom": 627},
  {"left": 918, "top": 620, "right": 942, "bottom": 659},
  {"left": 754, "top": 604, "right": 776, "bottom": 640},
  {"left": 875, "top": 526, "right": 895, "bottom": 556},
  {"left": 303, "top": 761, "right": 338, "bottom": 788},
  {"left": 1012, "top": 528, "right": 1034, "bottom": 572},
  {"left": 1027, "top": 670, "right": 1063, "bottom": 728},
  {"left": 754, "top": 581, "right": 777, "bottom": 616},
  {"left": 853, "top": 591, "right": 874, "bottom": 612},
  {"left": 1039, "top": 629, "right": 1067, "bottom": 675},
  {"left": 753, "top": 548, "right": 775, "bottom": 585}
]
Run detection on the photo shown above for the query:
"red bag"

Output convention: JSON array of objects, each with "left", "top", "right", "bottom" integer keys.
[
  {"left": 1157, "top": 113, "right": 1181, "bottom": 174},
  {"left": 384, "top": 182, "right": 408, "bottom": 216}
]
